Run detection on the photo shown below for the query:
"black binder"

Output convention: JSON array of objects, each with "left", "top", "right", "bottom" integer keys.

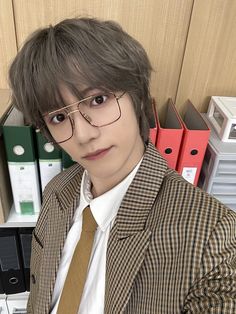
[
  {"left": 0, "top": 228, "right": 26, "bottom": 294},
  {"left": 18, "top": 227, "right": 34, "bottom": 291},
  {"left": 0, "top": 272, "right": 4, "bottom": 293}
]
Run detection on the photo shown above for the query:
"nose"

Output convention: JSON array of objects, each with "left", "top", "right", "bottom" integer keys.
[{"left": 72, "top": 110, "right": 100, "bottom": 144}]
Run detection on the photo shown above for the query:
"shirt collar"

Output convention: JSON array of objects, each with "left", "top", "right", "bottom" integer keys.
[{"left": 79, "top": 159, "right": 142, "bottom": 232}]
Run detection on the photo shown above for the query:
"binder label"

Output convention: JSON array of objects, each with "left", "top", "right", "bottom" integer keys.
[
  {"left": 8, "top": 162, "right": 41, "bottom": 215},
  {"left": 39, "top": 159, "right": 62, "bottom": 191},
  {"left": 182, "top": 167, "right": 197, "bottom": 184}
]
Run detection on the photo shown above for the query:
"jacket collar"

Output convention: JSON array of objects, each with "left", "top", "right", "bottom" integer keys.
[
  {"left": 105, "top": 142, "right": 168, "bottom": 313},
  {"left": 54, "top": 163, "right": 83, "bottom": 217},
  {"left": 115, "top": 142, "right": 168, "bottom": 238},
  {"left": 55, "top": 142, "right": 168, "bottom": 230}
]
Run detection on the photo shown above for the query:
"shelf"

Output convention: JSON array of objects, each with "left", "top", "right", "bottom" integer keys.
[
  {"left": 0, "top": 206, "right": 38, "bottom": 228},
  {"left": 0, "top": 291, "right": 29, "bottom": 299},
  {"left": 6, "top": 291, "right": 29, "bottom": 300}
]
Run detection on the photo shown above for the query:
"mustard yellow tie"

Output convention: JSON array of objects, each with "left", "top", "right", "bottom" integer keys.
[{"left": 57, "top": 206, "right": 97, "bottom": 314}]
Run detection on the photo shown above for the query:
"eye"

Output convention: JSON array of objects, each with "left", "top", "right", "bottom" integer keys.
[
  {"left": 50, "top": 112, "right": 67, "bottom": 124},
  {"left": 91, "top": 94, "right": 108, "bottom": 106}
]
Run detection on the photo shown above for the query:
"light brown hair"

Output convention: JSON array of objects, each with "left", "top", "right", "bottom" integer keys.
[{"left": 9, "top": 17, "right": 153, "bottom": 142}]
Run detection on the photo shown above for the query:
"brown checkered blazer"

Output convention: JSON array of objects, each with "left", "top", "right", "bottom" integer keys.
[{"left": 27, "top": 142, "right": 236, "bottom": 313}]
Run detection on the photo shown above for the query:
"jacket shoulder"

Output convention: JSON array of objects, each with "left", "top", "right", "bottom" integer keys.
[
  {"left": 43, "top": 163, "right": 83, "bottom": 198},
  {"left": 158, "top": 168, "right": 235, "bottom": 224}
]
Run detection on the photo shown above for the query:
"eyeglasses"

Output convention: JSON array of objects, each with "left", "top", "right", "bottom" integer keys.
[{"left": 43, "top": 91, "right": 125, "bottom": 144}]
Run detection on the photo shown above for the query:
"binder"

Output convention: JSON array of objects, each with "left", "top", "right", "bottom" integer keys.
[
  {"left": 62, "top": 150, "right": 76, "bottom": 170},
  {"left": 18, "top": 228, "right": 34, "bottom": 292},
  {"left": 155, "top": 99, "right": 184, "bottom": 169},
  {"left": 176, "top": 100, "right": 210, "bottom": 186},
  {"left": 35, "top": 130, "right": 62, "bottom": 192},
  {"left": 0, "top": 272, "right": 4, "bottom": 294},
  {"left": 0, "top": 91, "right": 13, "bottom": 224},
  {"left": 0, "top": 228, "right": 26, "bottom": 294},
  {"left": 149, "top": 100, "right": 158, "bottom": 145},
  {"left": 3, "top": 106, "right": 41, "bottom": 215}
]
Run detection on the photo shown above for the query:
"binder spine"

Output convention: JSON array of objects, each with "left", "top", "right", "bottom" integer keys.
[
  {"left": 0, "top": 229, "right": 26, "bottom": 295},
  {"left": 18, "top": 228, "right": 34, "bottom": 292},
  {"left": 3, "top": 109, "right": 41, "bottom": 215},
  {"left": 36, "top": 130, "right": 62, "bottom": 192}
]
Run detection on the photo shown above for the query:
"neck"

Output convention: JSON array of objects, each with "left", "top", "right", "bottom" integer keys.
[{"left": 90, "top": 140, "right": 145, "bottom": 197}]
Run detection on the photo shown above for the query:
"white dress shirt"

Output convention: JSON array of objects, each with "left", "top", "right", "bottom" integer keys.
[{"left": 50, "top": 160, "right": 142, "bottom": 314}]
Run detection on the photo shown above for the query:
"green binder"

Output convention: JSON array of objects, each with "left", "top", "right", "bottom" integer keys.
[
  {"left": 62, "top": 150, "right": 76, "bottom": 170},
  {"left": 3, "top": 107, "right": 41, "bottom": 215},
  {"left": 35, "top": 130, "right": 62, "bottom": 191},
  {"left": 0, "top": 91, "right": 13, "bottom": 223}
]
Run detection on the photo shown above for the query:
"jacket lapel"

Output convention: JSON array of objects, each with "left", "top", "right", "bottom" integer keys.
[
  {"left": 105, "top": 143, "right": 168, "bottom": 313},
  {"left": 38, "top": 164, "right": 83, "bottom": 313}
]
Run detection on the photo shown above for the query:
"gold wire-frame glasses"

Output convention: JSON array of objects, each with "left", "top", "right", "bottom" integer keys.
[{"left": 43, "top": 91, "right": 126, "bottom": 144}]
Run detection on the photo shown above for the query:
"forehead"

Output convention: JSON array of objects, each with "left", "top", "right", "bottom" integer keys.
[{"left": 58, "top": 85, "right": 107, "bottom": 105}]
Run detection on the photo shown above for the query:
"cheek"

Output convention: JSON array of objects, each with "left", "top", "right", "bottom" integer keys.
[
  {"left": 119, "top": 110, "right": 140, "bottom": 138},
  {"left": 117, "top": 100, "right": 139, "bottom": 127},
  {"left": 58, "top": 141, "right": 78, "bottom": 158}
]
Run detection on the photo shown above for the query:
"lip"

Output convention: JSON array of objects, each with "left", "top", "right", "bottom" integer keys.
[{"left": 83, "top": 147, "right": 112, "bottom": 160}]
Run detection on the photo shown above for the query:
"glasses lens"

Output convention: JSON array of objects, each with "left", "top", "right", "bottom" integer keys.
[
  {"left": 44, "top": 92, "right": 122, "bottom": 143},
  {"left": 79, "top": 92, "right": 121, "bottom": 126},
  {"left": 45, "top": 111, "right": 73, "bottom": 144}
]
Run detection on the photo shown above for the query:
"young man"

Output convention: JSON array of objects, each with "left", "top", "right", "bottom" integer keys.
[{"left": 9, "top": 18, "right": 236, "bottom": 314}]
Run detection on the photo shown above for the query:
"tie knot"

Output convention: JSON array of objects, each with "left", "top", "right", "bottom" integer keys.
[{"left": 83, "top": 206, "right": 97, "bottom": 232}]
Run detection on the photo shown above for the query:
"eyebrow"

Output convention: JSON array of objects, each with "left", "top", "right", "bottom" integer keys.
[
  {"left": 44, "top": 94, "right": 95, "bottom": 116},
  {"left": 80, "top": 87, "right": 97, "bottom": 95},
  {"left": 43, "top": 86, "right": 108, "bottom": 117}
]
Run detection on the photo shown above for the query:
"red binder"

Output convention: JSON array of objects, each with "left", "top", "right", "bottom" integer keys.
[
  {"left": 149, "top": 100, "right": 158, "bottom": 145},
  {"left": 176, "top": 100, "right": 210, "bottom": 186},
  {"left": 155, "top": 99, "right": 184, "bottom": 169}
]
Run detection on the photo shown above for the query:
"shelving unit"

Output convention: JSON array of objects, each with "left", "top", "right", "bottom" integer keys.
[
  {"left": 0, "top": 206, "right": 33, "bottom": 313},
  {"left": 199, "top": 114, "right": 236, "bottom": 212},
  {"left": 0, "top": 291, "right": 29, "bottom": 314},
  {"left": 0, "top": 206, "right": 37, "bottom": 228}
]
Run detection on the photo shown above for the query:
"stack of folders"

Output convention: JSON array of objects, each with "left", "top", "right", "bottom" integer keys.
[
  {"left": 0, "top": 227, "right": 33, "bottom": 294},
  {"left": 0, "top": 104, "right": 78, "bottom": 219},
  {"left": 155, "top": 99, "right": 210, "bottom": 186}
]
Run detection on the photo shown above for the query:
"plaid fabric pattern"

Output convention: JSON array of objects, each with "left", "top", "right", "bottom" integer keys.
[{"left": 27, "top": 142, "right": 236, "bottom": 313}]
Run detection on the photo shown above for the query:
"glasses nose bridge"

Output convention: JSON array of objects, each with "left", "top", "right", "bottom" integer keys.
[
  {"left": 68, "top": 107, "right": 81, "bottom": 116},
  {"left": 68, "top": 105, "right": 93, "bottom": 125}
]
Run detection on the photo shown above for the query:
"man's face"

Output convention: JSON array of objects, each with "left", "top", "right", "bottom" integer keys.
[{"left": 44, "top": 86, "right": 144, "bottom": 192}]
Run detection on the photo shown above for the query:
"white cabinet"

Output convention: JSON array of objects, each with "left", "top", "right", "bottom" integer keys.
[
  {"left": 0, "top": 292, "right": 30, "bottom": 314},
  {"left": 0, "top": 296, "right": 8, "bottom": 314},
  {"left": 6, "top": 293, "right": 28, "bottom": 314}
]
